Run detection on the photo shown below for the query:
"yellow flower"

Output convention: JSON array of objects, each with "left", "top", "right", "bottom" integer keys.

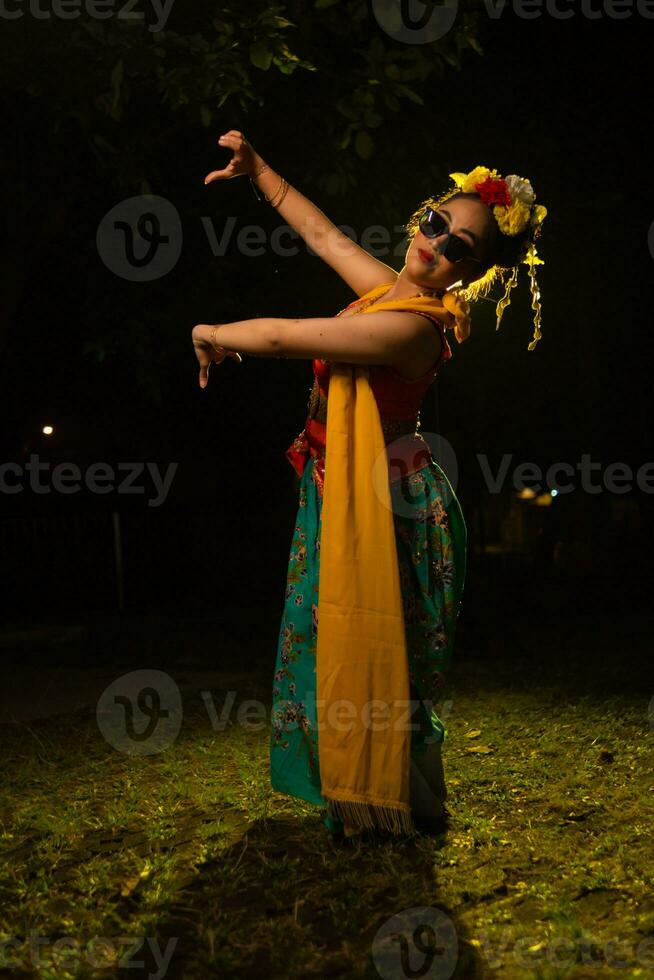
[
  {"left": 530, "top": 204, "right": 548, "bottom": 227},
  {"left": 450, "top": 166, "right": 498, "bottom": 194},
  {"left": 494, "top": 200, "right": 531, "bottom": 235},
  {"left": 461, "top": 167, "right": 491, "bottom": 192}
]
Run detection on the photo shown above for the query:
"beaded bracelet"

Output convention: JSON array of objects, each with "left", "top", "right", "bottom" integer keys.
[{"left": 249, "top": 162, "right": 270, "bottom": 202}]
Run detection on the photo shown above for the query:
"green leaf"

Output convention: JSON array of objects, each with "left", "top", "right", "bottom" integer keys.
[
  {"left": 339, "top": 127, "right": 352, "bottom": 149},
  {"left": 276, "top": 42, "right": 300, "bottom": 62},
  {"left": 337, "top": 102, "right": 358, "bottom": 122},
  {"left": 395, "top": 84, "right": 424, "bottom": 106},
  {"left": 364, "top": 110, "right": 383, "bottom": 128},
  {"left": 441, "top": 48, "right": 459, "bottom": 68},
  {"left": 354, "top": 130, "right": 374, "bottom": 160},
  {"left": 315, "top": 0, "right": 340, "bottom": 8},
  {"left": 384, "top": 63, "right": 400, "bottom": 80},
  {"left": 200, "top": 105, "right": 212, "bottom": 127},
  {"left": 466, "top": 34, "right": 484, "bottom": 55},
  {"left": 249, "top": 41, "right": 273, "bottom": 71}
]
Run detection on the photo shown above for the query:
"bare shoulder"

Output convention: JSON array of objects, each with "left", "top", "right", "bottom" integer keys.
[{"left": 384, "top": 311, "right": 444, "bottom": 380}]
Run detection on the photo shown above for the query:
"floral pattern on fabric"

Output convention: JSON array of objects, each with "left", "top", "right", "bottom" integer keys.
[{"left": 270, "top": 454, "right": 467, "bottom": 806}]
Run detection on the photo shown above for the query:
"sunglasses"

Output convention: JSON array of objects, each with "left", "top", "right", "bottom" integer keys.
[{"left": 417, "top": 208, "right": 483, "bottom": 266}]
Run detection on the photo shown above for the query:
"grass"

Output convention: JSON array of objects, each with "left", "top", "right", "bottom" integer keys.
[{"left": 1, "top": 614, "right": 653, "bottom": 979}]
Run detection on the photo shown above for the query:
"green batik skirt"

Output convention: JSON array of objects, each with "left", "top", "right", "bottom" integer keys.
[{"left": 269, "top": 453, "right": 467, "bottom": 814}]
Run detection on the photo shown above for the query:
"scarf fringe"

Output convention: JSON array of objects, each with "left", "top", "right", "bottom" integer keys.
[{"left": 326, "top": 797, "right": 415, "bottom": 836}]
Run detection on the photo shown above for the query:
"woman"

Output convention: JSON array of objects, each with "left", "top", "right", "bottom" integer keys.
[{"left": 193, "top": 132, "right": 546, "bottom": 840}]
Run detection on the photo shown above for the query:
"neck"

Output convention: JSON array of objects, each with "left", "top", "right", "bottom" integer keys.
[{"left": 382, "top": 273, "right": 445, "bottom": 302}]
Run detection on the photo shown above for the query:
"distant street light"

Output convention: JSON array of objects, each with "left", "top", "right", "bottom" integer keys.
[
  {"left": 517, "top": 487, "right": 536, "bottom": 500},
  {"left": 42, "top": 425, "right": 54, "bottom": 436}
]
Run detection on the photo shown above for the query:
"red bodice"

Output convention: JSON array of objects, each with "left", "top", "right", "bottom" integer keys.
[{"left": 285, "top": 295, "right": 452, "bottom": 494}]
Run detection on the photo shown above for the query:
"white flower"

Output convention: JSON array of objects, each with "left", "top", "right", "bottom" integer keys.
[{"left": 505, "top": 175, "right": 535, "bottom": 206}]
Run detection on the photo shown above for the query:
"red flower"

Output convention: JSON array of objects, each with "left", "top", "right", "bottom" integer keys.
[{"left": 474, "top": 176, "right": 511, "bottom": 208}]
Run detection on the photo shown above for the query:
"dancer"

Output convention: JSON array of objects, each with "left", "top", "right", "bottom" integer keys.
[{"left": 194, "top": 132, "right": 547, "bottom": 840}]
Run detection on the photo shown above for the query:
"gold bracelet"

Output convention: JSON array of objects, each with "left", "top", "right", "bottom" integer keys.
[
  {"left": 210, "top": 325, "right": 226, "bottom": 354},
  {"left": 276, "top": 181, "right": 291, "bottom": 207},
  {"left": 209, "top": 326, "right": 244, "bottom": 363},
  {"left": 274, "top": 179, "right": 289, "bottom": 207},
  {"left": 267, "top": 177, "right": 289, "bottom": 208},
  {"left": 274, "top": 179, "right": 290, "bottom": 208},
  {"left": 263, "top": 175, "right": 283, "bottom": 206},
  {"left": 250, "top": 166, "right": 289, "bottom": 208}
]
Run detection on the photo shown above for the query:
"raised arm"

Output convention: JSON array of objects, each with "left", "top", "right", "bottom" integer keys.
[{"left": 204, "top": 130, "right": 397, "bottom": 298}]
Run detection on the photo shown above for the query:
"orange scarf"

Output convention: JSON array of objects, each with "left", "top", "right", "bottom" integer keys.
[{"left": 316, "top": 282, "right": 467, "bottom": 834}]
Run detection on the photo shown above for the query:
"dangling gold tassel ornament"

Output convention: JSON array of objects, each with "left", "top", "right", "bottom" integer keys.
[
  {"left": 442, "top": 289, "right": 472, "bottom": 343},
  {"left": 523, "top": 242, "right": 544, "bottom": 351},
  {"left": 495, "top": 266, "right": 519, "bottom": 334}
]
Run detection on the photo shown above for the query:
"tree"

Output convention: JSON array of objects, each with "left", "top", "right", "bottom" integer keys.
[{"left": 1, "top": 0, "right": 484, "bottom": 383}]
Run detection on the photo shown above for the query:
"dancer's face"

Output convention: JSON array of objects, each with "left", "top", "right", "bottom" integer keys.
[{"left": 406, "top": 196, "right": 494, "bottom": 293}]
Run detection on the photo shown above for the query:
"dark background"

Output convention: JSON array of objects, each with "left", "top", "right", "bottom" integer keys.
[{"left": 1, "top": 1, "right": 652, "bottom": 629}]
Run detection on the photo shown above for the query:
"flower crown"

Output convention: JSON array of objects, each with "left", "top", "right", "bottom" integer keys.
[
  {"left": 445, "top": 165, "right": 548, "bottom": 351},
  {"left": 449, "top": 166, "right": 547, "bottom": 237}
]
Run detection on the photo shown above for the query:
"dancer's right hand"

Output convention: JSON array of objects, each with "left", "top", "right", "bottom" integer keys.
[{"left": 204, "top": 131, "right": 260, "bottom": 185}]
